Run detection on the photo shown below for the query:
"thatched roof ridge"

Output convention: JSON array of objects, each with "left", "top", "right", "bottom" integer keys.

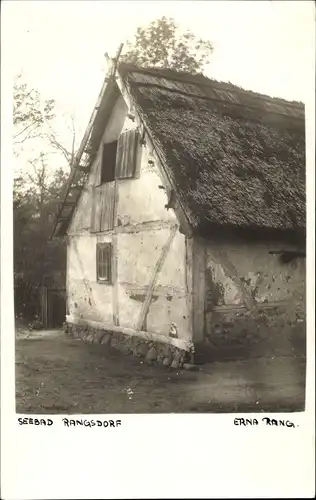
[{"left": 119, "top": 63, "right": 304, "bottom": 113}]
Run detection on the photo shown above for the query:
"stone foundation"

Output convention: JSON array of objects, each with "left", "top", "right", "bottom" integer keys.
[{"left": 65, "top": 323, "right": 194, "bottom": 368}]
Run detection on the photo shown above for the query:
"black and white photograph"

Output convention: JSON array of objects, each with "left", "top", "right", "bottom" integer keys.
[{"left": 1, "top": 0, "right": 315, "bottom": 497}]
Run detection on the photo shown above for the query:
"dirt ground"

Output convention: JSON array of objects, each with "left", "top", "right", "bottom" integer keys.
[{"left": 15, "top": 329, "right": 306, "bottom": 414}]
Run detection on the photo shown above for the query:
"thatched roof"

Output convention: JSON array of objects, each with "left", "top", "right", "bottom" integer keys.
[{"left": 119, "top": 63, "right": 305, "bottom": 237}]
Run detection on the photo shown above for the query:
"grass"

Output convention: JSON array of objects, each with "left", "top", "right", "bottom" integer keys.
[{"left": 16, "top": 330, "right": 306, "bottom": 414}]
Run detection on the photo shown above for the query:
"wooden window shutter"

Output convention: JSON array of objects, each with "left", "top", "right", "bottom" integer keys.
[
  {"left": 94, "top": 156, "right": 102, "bottom": 186},
  {"left": 115, "top": 129, "right": 140, "bottom": 179},
  {"left": 100, "top": 182, "right": 115, "bottom": 231},
  {"left": 91, "top": 183, "right": 115, "bottom": 233},
  {"left": 91, "top": 186, "right": 102, "bottom": 232}
]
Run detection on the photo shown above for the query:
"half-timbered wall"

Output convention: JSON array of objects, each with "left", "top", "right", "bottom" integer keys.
[
  {"left": 67, "top": 95, "right": 192, "bottom": 342},
  {"left": 202, "top": 237, "right": 306, "bottom": 360}
]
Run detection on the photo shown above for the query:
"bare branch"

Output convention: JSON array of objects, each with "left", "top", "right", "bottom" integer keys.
[
  {"left": 45, "top": 114, "right": 78, "bottom": 168},
  {"left": 47, "top": 133, "right": 73, "bottom": 165},
  {"left": 14, "top": 129, "right": 44, "bottom": 145},
  {"left": 13, "top": 121, "right": 39, "bottom": 140}
]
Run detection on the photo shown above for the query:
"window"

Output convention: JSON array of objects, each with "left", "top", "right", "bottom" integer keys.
[
  {"left": 92, "top": 130, "right": 141, "bottom": 233},
  {"left": 96, "top": 243, "right": 112, "bottom": 283},
  {"left": 99, "top": 130, "right": 140, "bottom": 186},
  {"left": 100, "top": 141, "right": 118, "bottom": 184}
]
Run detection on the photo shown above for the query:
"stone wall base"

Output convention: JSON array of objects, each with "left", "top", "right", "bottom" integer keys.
[{"left": 65, "top": 323, "right": 194, "bottom": 368}]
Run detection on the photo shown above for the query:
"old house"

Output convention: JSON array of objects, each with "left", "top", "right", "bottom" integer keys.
[{"left": 53, "top": 61, "right": 305, "bottom": 366}]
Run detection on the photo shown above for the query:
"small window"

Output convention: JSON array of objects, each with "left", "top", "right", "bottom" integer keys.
[
  {"left": 96, "top": 243, "right": 112, "bottom": 283},
  {"left": 100, "top": 141, "right": 118, "bottom": 184}
]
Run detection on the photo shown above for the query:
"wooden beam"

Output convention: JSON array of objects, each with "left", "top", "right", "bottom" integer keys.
[
  {"left": 111, "top": 234, "right": 119, "bottom": 327},
  {"left": 191, "top": 237, "right": 206, "bottom": 342},
  {"left": 136, "top": 225, "right": 178, "bottom": 331},
  {"left": 62, "top": 201, "right": 77, "bottom": 206},
  {"left": 67, "top": 315, "right": 194, "bottom": 352},
  {"left": 105, "top": 43, "right": 124, "bottom": 78}
]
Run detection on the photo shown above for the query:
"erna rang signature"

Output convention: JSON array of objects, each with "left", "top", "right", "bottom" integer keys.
[{"left": 234, "top": 417, "right": 297, "bottom": 428}]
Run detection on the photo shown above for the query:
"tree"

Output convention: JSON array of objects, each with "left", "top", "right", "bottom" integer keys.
[
  {"left": 14, "top": 154, "right": 68, "bottom": 280},
  {"left": 14, "top": 151, "right": 69, "bottom": 319},
  {"left": 121, "top": 16, "right": 213, "bottom": 74},
  {"left": 13, "top": 74, "right": 55, "bottom": 153},
  {"left": 13, "top": 76, "right": 72, "bottom": 323}
]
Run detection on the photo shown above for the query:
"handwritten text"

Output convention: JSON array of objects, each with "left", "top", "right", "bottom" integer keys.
[
  {"left": 18, "top": 417, "right": 53, "bottom": 426},
  {"left": 234, "top": 417, "right": 297, "bottom": 428},
  {"left": 62, "top": 418, "right": 122, "bottom": 427}
]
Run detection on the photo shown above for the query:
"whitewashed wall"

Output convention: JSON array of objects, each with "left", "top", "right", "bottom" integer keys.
[{"left": 67, "top": 95, "right": 192, "bottom": 342}]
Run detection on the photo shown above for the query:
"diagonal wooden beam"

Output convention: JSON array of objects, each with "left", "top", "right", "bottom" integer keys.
[{"left": 136, "top": 225, "right": 178, "bottom": 331}]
